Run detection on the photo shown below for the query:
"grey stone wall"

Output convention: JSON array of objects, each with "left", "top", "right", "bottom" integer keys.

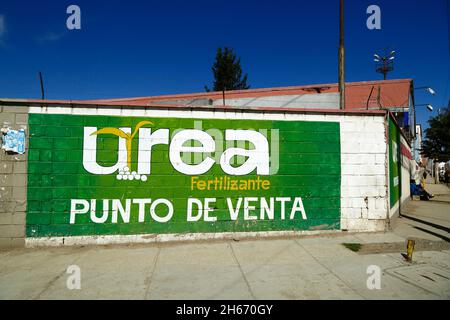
[{"left": 0, "top": 105, "right": 29, "bottom": 248}]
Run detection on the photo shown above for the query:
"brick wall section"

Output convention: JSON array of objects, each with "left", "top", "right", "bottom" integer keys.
[
  {"left": 0, "top": 104, "right": 391, "bottom": 247},
  {"left": 277, "top": 113, "right": 388, "bottom": 232},
  {"left": 339, "top": 115, "right": 388, "bottom": 231},
  {"left": 26, "top": 113, "right": 342, "bottom": 238},
  {"left": 0, "top": 105, "right": 29, "bottom": 248},
  {"left": 26, "top": 106, "right": 389, "bottom": 237},
  {"left": 400, "top": 134, "right": 412, "bottom": 204}
]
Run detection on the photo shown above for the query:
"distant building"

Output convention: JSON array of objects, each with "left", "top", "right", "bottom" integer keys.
[
  {"left": 87, "top": 78, "right": 416, "bottom": 138},
  {"left": 414, "top": 124, "right": 425, "bottom": 164}
]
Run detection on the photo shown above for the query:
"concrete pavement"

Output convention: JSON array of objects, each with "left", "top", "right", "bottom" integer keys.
[
  {"left": 393, "top": 180, "right": 450, "bottom": 242},
  {"left": 1, "top": 183, "right": 449, "bottom": 300},
  {"left": 426, "top": 180, "right": 450, "bottom": 203},
  {"left": 1, "top": 234, "right": 449, "bottom": 299}
]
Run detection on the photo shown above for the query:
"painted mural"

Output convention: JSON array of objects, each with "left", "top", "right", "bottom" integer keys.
[
  {"left": 26, "top": 114, "right": 341, "bottom": 238},
  {"left": 389, "top": 115, "right": 401, "bottom": 208}
]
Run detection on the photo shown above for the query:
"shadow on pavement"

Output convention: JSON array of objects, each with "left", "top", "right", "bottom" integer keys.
[
  {"left": 400, "top": 214, "right": 450, "bottom": 234},
  {"left": 412, "top": 227, "right": 450, "bottom": 243}
]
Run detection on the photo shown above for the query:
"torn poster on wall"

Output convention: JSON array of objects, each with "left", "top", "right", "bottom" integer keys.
[{"left": 1, "top": 128, "right": 26, "bottom": 154}]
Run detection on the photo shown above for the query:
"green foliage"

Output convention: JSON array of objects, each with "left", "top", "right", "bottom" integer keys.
[
  {"left": 420, "top": 108, "right": 450, "bottom": 162},
  {"left": 205, "top": 47, "right": 250, "bottom": 92},
  {"left": 342, "top": 243, "right": 362, "bottom": 252}
]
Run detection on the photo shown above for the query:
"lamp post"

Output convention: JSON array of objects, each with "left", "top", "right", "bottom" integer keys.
[
  {"left": 374, "top": 50, "right": 395, "bottom": 80},
  {"left": 412, "top": 86, "right": 437, "bottom": 180},
  {"left": 415, "top": 86, "right": 436, "bottom": 95},
  {"left": 338, "top": 0, "right": 345, "bottom": 110},
  {"left": 412, "top": 103, "right": 434, "bottom": 177},
  {"left": 412, "top": 87, "right": 436, "bottom": 138},
  {"left": 415, "top": 104, "right": 434, "bottom": 112},
  {"left": 411, "top": 86, "right": 436, "bottom": 140}
]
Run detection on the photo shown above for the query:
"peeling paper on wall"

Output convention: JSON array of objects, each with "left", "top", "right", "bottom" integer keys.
[{"left": 1, "top": 128, "right": 26, "bottom": 154}]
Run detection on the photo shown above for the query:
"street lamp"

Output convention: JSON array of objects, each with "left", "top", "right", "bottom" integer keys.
[
  {"left": 373, "top": 50, "right": 395, "bottom": 80},
  {"left": 415, "top": 86, "right": 436, "bottom": 95},
  {"left": 409, "top": 103, "right": 433, "bottom": 167},
  {"left": 410, "top": 86, "right": 436, "bottom": 167},
  {"left": 412, "top": 86, "right": 436, "bottom": 138},
  {"left": 416, "top": 104, "right": 433, "bottom": 112}
]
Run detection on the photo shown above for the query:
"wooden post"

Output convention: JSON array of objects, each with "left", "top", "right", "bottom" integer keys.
[
  {"left": 338, "top": 0, "right": 345, "bottom": 110},
  {"left": 39, "top": 71, "right": 45, "bottom": 100}
]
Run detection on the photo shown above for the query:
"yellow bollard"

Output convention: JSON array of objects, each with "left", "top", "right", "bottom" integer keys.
[{"left": 406, "top": 239, "right": 415, "bottom": 262}]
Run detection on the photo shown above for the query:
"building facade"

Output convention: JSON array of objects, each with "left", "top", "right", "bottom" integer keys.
[{"left": 0, "top": 79, "right": 416, "bottom": 248}]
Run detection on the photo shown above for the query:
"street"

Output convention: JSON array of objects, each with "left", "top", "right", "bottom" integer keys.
[{"left": 1, "top": 182, "right": 449, "bottom": 300}]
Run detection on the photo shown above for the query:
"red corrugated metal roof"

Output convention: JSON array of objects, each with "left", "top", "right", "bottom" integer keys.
[
  {"left": 82, "top": 78, "right": 412, "bottom": 110},
  {"left": 345, "top": 79, "right": 411, "bottom": 110},
  {"left": 0, "top": 79, "right": 412, "bottom": 110}
]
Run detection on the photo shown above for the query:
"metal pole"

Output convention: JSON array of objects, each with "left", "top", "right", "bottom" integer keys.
[
  {"left": 39, "top": 71, "right": 45, "bottom": 100},
  {"left": 338, "top": 0, "right": 345, "bottom": 109},
  {"left": 406, "top": 239, "right": 415, "bottom": 262}
]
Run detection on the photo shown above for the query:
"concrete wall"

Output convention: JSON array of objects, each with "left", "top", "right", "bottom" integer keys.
[
  {"left": 388, "top": 115, "right": 412, "bottom": 221},
  {"left": 148, "top": 93, "right": 339, "bottom": 110},
  {"left": 340, "top": 112, "right": 388, "bottom": 232},
  {"left": 400, "top": 134, "right": 412, "bottom": 205},
  {"left": 1, "top": 104, "right": 390, "bottom": 247},
  {"left": 0, "top": 105, "right": 29, "bottom": 248}
]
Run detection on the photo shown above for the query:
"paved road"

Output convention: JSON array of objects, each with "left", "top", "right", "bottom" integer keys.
[{"left": 1, "top": 183, "right": 449, "bottom": 300}]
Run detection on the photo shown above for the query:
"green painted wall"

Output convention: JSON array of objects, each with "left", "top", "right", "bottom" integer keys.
[
  {"left": 26, "top": 114, "right": 341, "bottom": 238},
  {"left": 388, "top": 116, "right": 401, "bottom": 208}
]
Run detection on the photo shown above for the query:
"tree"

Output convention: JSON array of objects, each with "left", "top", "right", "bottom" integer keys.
[
  {"left": 205, "top": 47, "right": 250, "bottom": 92},
  {"left": 420, "top": 108, "right": 450, "bottom": 162}
]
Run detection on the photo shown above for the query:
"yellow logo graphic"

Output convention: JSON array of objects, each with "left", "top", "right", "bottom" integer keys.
[{"left": 90, "top": 120, "right": 153, "bottom": 169}]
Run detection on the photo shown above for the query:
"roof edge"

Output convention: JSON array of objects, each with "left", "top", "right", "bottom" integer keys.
[
  {"left": 0, "top": 98, "right": 388, "bottom": 116},
  {"left": 79, "top": 78, "right": 414, "bottom": 103}
]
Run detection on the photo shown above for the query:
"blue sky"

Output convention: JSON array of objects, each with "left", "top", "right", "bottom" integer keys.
[{"left": 0, "top": 0, "right": 448, "bottom": 128}]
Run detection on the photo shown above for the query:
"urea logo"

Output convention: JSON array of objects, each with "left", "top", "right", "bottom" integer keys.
[
  {"left": 82, "top": 120, "right": 279, "bottom": 180},
  {"left": 26, "top": 114, "right": 342, "bottom": 238}
]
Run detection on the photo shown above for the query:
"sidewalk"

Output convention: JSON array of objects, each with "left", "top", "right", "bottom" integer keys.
[
  {"left": 426, "top": 180, "right": 450, "bottom": 203},
  {"left": 1, "top": 186, "right": 449, "bottom": 300},
  {"left": 1, "top": 233, "right": 449, "bottom": 299},
  {"left": 393, "top": 180, "right": 450, "bottom": 242}
]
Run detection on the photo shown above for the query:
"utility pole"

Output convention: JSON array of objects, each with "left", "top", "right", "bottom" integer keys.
[
  {"left": 374, "top": 50, "right": 395, "bottom": 80},
  {"left": 338, "top": 0, "right": 345, "bottom": 110},
  {"left": 39, "top": 71, "right": 45, "bottom": 100},
  {"left": 222, "top": 87, "right": 226, "bottom": 106}
]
